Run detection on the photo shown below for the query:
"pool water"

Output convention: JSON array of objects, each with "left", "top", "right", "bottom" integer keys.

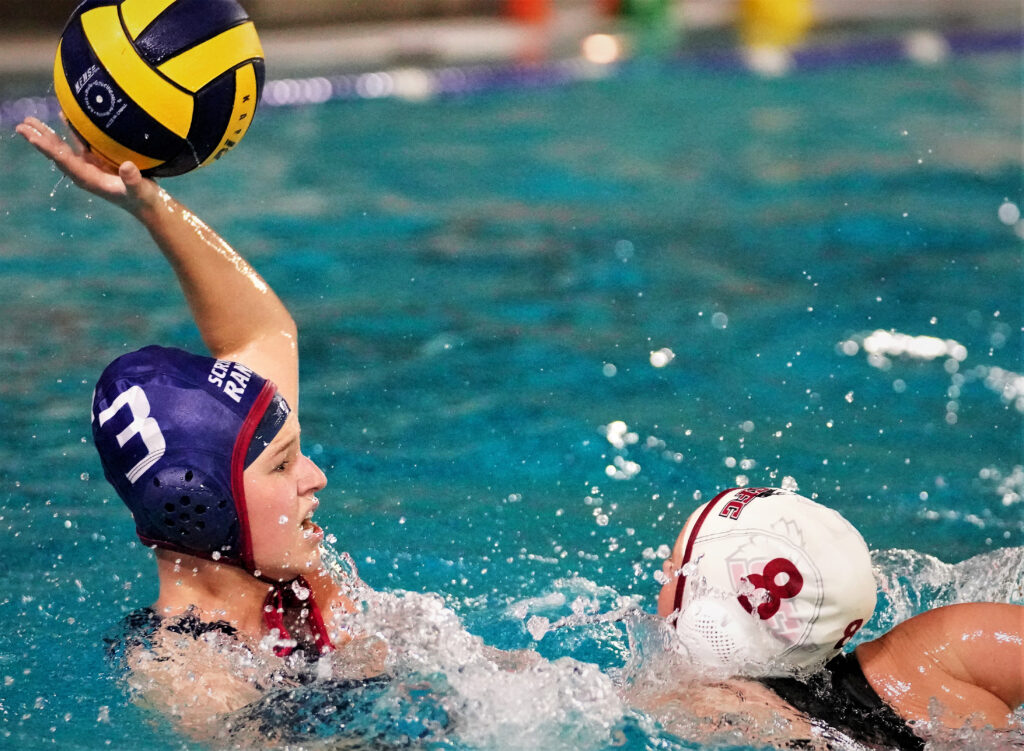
[{"left": 1, "top": 37, "right": 1021, "bottom": 750}]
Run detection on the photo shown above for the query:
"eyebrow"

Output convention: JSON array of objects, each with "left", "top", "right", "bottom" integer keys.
[{"left": 265, "top": 433, "right": 299, "bottom": 462}]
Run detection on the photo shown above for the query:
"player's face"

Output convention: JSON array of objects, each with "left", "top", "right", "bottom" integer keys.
[{"left": 242, "top": 413, "right": 327, "bottom": 581}]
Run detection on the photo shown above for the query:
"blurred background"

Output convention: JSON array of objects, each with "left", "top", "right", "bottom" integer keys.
[{"left": 1, "top": 0, "right": 1020, "bottom": 76}]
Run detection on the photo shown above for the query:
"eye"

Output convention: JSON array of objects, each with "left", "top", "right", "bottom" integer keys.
[{"left": 273, "top": 460, "right": 290, "bottom": 472}]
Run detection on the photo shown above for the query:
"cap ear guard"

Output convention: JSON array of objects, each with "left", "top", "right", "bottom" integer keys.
[
  {"left": 138, "top": 465, "right": 241, "bottom": 562},
  {"left": 672, "top": 597, "right": 777, "bottom": 674}
]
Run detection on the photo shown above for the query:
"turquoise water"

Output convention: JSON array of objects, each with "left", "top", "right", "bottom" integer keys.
[{"left": 1, "top": 43, "right": 1022, "bottom": 749}]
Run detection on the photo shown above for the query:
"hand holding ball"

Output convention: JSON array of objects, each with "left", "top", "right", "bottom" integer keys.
[{"left": 54, "top": 0, "right": 265, "bottom": 177}]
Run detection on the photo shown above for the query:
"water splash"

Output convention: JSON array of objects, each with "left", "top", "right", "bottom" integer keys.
[
  {"left": 621, "top": 611, "right": 854, "bottom": 750},
  {"left": 865, "top": 546, "right": 1024, "bottom": 639},
  {"left": 315, "top": 547, "right": 624, "bottom": 749},
  {"left": 339, "top": 588, "right": 624, "bottom": 751},
  {"left": 49, "top": 174, "right": 66, "bottom": 199}
]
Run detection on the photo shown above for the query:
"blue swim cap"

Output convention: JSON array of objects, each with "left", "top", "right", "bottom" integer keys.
[{"left": 92, "top": 345, "right": 290, "bottom": 570}]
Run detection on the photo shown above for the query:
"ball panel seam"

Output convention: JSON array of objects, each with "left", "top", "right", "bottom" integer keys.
[
  {"left": 198, "top": 63, "right": 259, "bottom": 168},
  {"left": 53, "top": 38, "right": 165, "bottom": 171},
  {"left": 119, "top": 0, "right": 177, "bottom": 41},
  {"left": 81, "top": 4, "right": 194, "bottom": 138},
  {"left": 157, "top": 21, "right": 264, "bottom": 93}
]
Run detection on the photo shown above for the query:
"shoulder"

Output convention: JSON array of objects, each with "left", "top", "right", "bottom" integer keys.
[
  {"left": 856, "top": 603, "right": 1023, "bottom": 729},
  {"left": 107, "top": 607, "right": 265, "bottom": 736}
]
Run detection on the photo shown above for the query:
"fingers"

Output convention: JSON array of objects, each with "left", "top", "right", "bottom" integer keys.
[
  {"left": 14, "top": 118, "right": 44, "bottom": 141},
  {"left": 15, "top": 116, "right": 55, "bottom": 139},
  {"left": 16, "top": 117, "right": 87, "bottom": 181},
  {"left": 15, "top": 116, "right": 67, "bottom": 158},
  {"left": 18, "top": 116, "right": 160, "bottom": 211},
  {"left": 120, "top": 160, "right": 166, "bottom": 205},
  {"left": 119, "top": 160, "right": 142, "bottom": 186},
  {"left": 18, "top": 116, "right": 110, "bottom": 173}
]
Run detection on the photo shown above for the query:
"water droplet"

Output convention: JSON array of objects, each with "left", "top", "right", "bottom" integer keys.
[
  {"left": 998, "top": 201, "right": 1020, "bottom": 226},
  {"left": 526, "top": 615, "right": 551, "bottom": 640},
  {"left": 649, "top": 348, "right": 675, "bottom": 368},
  {"left": 278, "top": 515, "right": 289, "bottom": 524}
]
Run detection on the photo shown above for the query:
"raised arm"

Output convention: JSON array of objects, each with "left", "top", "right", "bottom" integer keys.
[
  {"left": 856, "top": 602, "right": 1024, "bottom": 730},
  {"left": 16, "top": 117, "right": 299, "bottom": 409}
]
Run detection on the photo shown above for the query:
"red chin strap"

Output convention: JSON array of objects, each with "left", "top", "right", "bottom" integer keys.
[{"left": 262, "top": 575, "right": 336, "bottom": 657}]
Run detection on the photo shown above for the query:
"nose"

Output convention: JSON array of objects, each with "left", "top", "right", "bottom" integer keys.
[{"left": 298, "top": 453, "right": 327, "bottom": 496}]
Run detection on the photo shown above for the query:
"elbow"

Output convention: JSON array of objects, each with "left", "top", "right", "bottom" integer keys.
[{"left": 280, "top": 319, "right": 299, "bottom": 352}]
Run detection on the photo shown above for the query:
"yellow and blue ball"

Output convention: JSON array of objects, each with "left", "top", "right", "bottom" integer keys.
[{"left": 54, "top": 0, "right": 265, "bottom": 177}]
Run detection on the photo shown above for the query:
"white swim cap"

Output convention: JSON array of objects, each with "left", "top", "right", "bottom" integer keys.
[{"left": 669, "top": 487, "right": 876, "bottom": 676}]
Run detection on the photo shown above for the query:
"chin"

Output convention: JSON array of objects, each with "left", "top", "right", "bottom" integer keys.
[{"left": 302, "top": 551, "right": 322, "bottom": 569}]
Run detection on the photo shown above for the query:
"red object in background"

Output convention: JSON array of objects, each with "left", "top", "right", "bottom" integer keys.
[
  {"left": 599, "top": 0, "right": 622, "bottom": 14},
  {"left": 505, "top": 0, "right": 551, "bottom": 23}
]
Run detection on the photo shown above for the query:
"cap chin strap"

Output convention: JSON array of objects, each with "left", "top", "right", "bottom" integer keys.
[
  {"left": 672, "top": 490, "right": 730, "bottom": 613},
  {"left": 262, "top": 575, "right": 336, "bottom": 657},
  {"left": 211, "top": 384, "right": 335, "bottom": 658},
  {"left": 226, "top": 383, "right": 336, "bottom": 656}
]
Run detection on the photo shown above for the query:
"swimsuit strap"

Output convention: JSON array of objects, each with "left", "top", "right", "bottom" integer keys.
[{"left": 262, "top": 575, "right": 336, "bottom": 657}]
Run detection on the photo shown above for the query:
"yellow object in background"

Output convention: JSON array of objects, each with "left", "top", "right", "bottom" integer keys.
[{"left": 739, "top": 0, "right": 813, "bottom": 48}]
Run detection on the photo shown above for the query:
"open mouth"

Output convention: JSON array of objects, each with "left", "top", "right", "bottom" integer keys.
[
  {"left": 300, "top": 518, "right": 323, "bottom": 540},
  {"left": 300, "top": 501, "right": 323, "bottom": 540}
]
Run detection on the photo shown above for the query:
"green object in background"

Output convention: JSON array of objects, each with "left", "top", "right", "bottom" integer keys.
[
  {"left": 618, "top": 0, "right": 680, "bottom": 55},
  {"left": 618, "top": 0, "right": 672, "bottom": 21}
]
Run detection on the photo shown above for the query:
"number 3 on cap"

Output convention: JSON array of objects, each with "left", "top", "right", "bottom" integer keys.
[{"left": 96, "top": 386, "right": 166, "bottom": 483}]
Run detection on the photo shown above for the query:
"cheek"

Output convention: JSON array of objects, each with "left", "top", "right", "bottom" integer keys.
[
  {"left": 244, "top": 478, "right": 295, "bottom": 538},
  {"left": 656, "top": 559, "right": 681, "bottom": 618}
]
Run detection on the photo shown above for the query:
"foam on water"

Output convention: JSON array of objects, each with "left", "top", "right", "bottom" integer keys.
[{"left": 342, "top": 590, "right": 624, "bottom": 750}]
